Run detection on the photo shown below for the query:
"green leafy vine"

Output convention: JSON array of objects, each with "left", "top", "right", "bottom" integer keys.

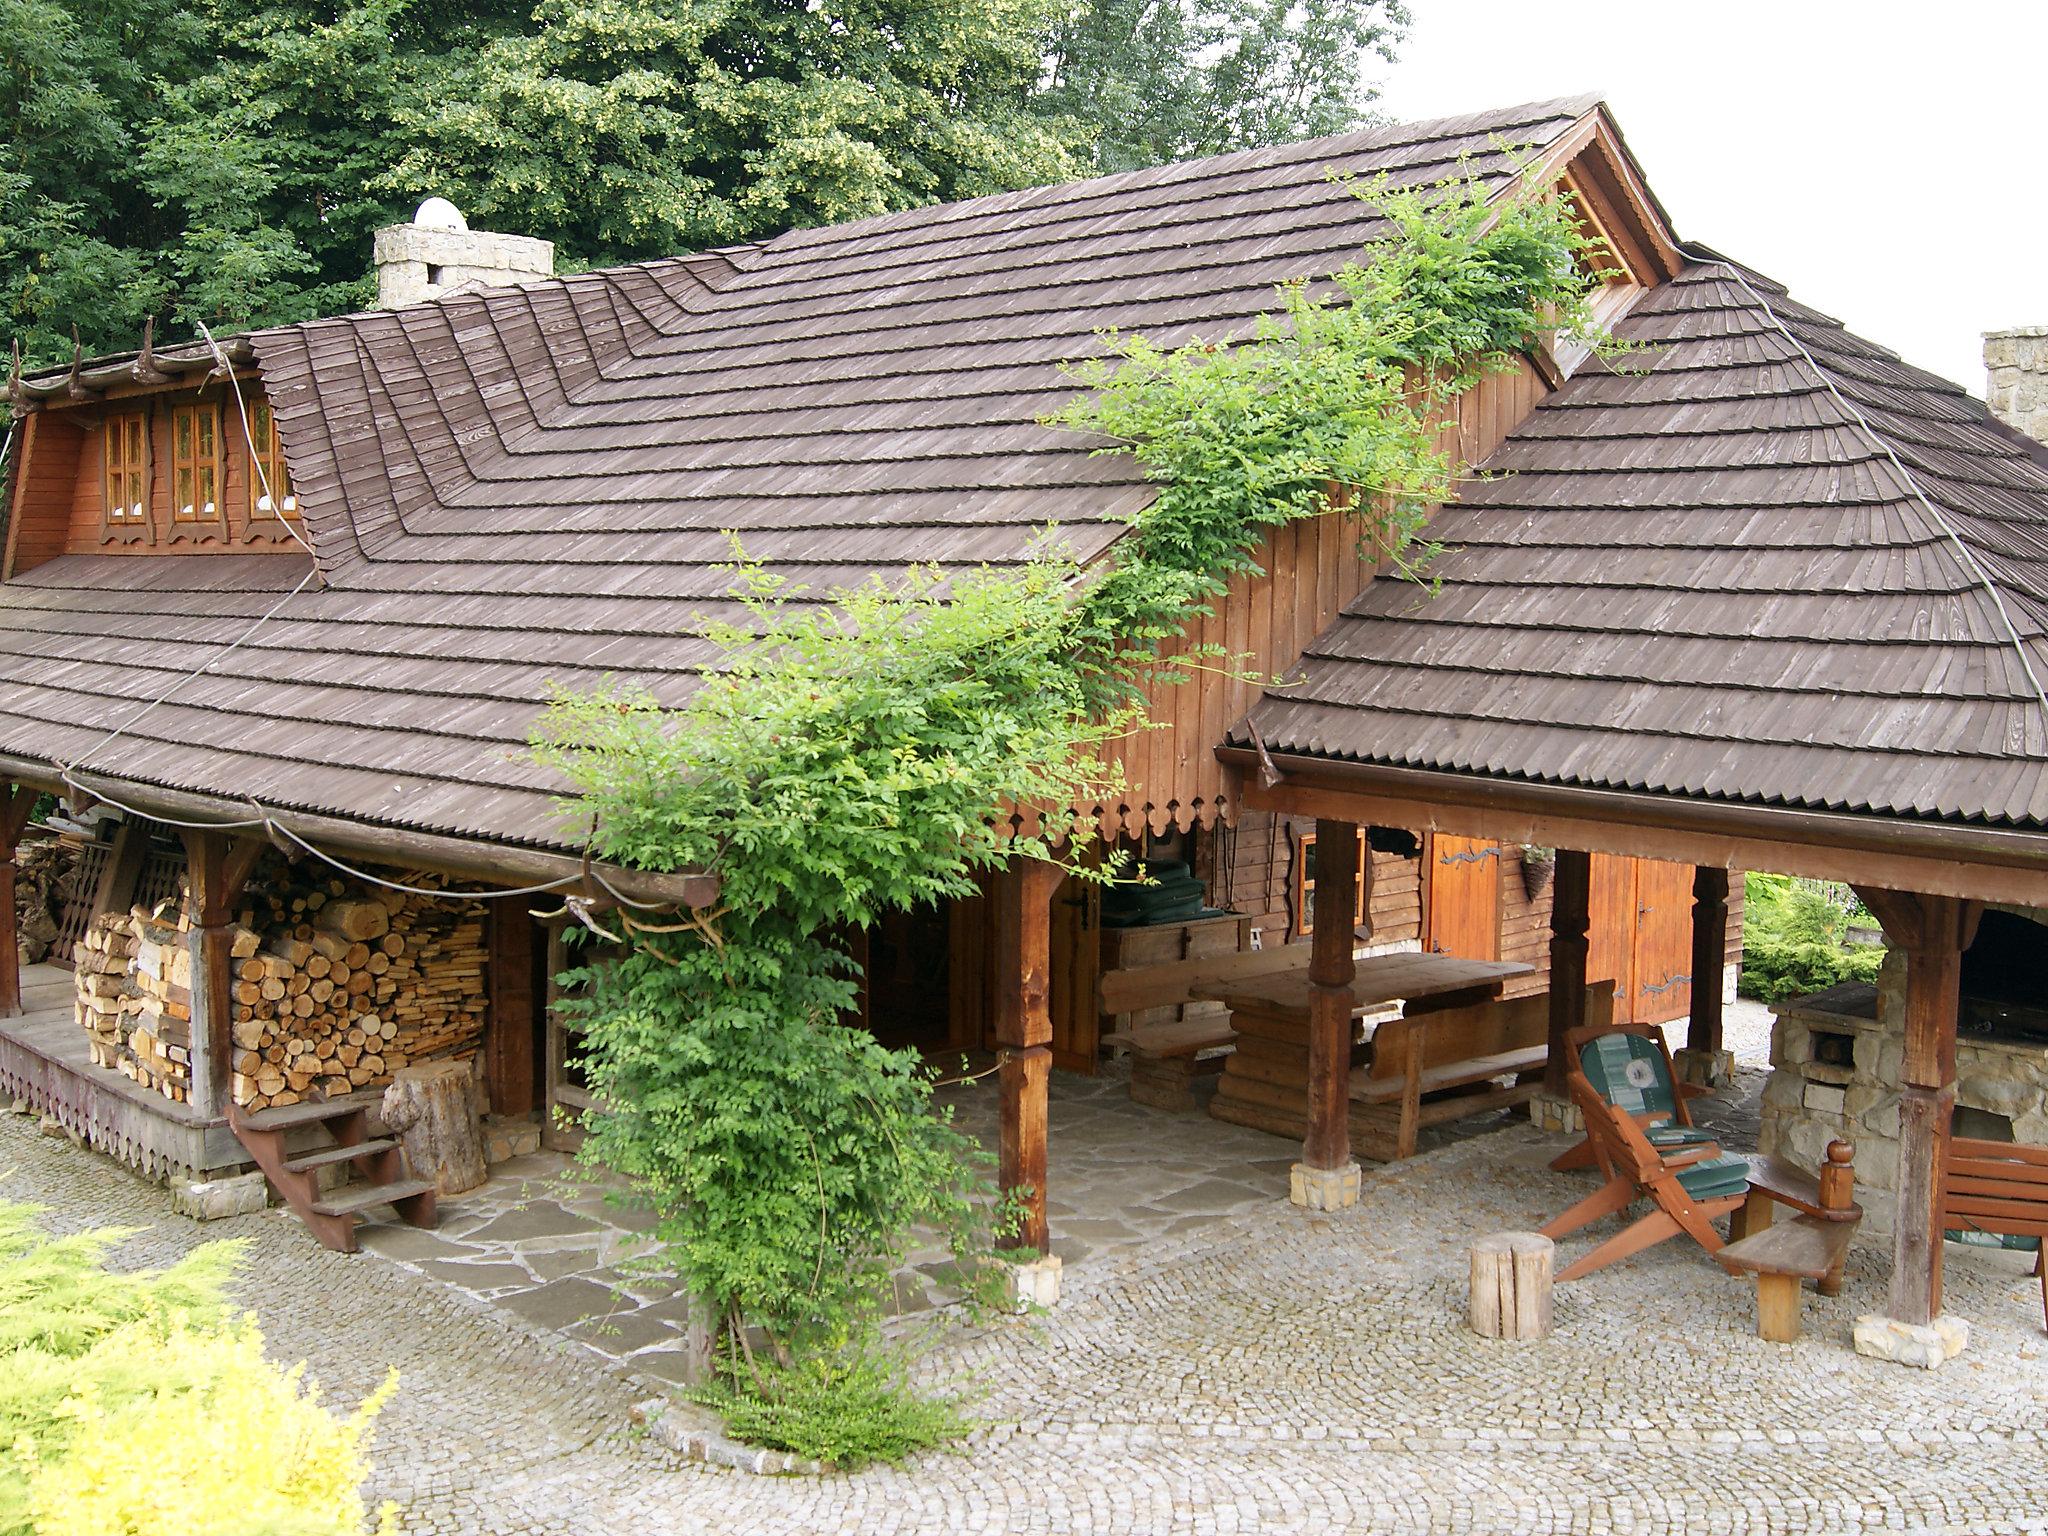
[{"left": 530, "top": 162, "right": 1609, "bottom": 1464}]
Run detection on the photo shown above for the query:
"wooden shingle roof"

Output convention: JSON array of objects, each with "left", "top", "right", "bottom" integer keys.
[
  {"left": 1242, "top": 256, "right": 2048, "bottom": 830},
  {"left": 0, "top": 97, "right": 1600, "bottom": 853}
]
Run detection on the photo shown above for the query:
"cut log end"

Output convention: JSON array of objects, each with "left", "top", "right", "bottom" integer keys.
[{"left": 1469, "top": 1230, "right": 1555, "bottom": 1340}]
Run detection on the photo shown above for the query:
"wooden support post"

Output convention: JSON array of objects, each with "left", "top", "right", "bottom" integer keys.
[
  {"left": 1304, "top": 819, "right": 1359, "bottom": 1171},
  {"left": 994, "top": 857, "right": 1062, "bottom": 1256},
  {"left": 0, "top": 784, "right": 35, "bottom": 1018},
  {"left": 1544, "top": 849, "right": 1591, "bottom": 1094},
  {"left": 485, "top": 896, "right": 539, "bottom": 1115},
  {"left": 181, "top": 829, "right": 266, "bottom": 1121},
  {"left": 1685, "top": 866, "right": 1728, "bottom": 1055},
  {"left": 1857, "top": 887, "right": 1975, "bottom": 1329}
]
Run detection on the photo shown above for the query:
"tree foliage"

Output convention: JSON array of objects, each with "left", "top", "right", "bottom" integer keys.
[
  {"left": 1039, "top": 0, "right": 1408, "bottom": 174},
  {"left": 2, "top": 0, "right": 1408, "bottom": 367}
]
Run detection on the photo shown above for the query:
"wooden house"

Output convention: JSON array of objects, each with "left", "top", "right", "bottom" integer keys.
[{"left": 0, "top": 96, "right": 1769, "bottom": 1254}]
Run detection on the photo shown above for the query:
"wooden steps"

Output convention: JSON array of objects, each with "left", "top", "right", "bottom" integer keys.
[{"left": 228, "top": 1096, "right": 437, "bottom": 1252}]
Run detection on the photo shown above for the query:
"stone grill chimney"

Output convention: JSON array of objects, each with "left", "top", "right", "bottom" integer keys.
[
  {"left": 373, "top": 197, "right": 554, "bottom": 309},
  {"left": 1984, "top": 327, "right": 2048, "bottom": 443}
]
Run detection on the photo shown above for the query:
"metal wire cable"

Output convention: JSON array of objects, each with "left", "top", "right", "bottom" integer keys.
[{"left": 193, "top": 319, "right": 321, "bottom": 563}]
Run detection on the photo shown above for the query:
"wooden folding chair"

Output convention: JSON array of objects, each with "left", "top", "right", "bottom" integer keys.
[
  {"left": 1550, "top": 1020, "right": 1714, "bottom": 1172},
  {"left": 1540, "top": 1059, "right": 1752, "bottom": 1282}
]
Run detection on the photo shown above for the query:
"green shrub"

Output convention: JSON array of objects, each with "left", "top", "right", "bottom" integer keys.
[
  {"left": 0, "top": 1201, "right": 397, "bottom": 1536},
  {"left": 1739, "top": 873, "right": 1886, "bottom": 1004},
  {"left": 688, "top": 1349, "right": 972, "bottom": 1470}
]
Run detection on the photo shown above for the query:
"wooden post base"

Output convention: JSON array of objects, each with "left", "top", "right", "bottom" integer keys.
[
  {"left": 1470, "top": 1231, "right": 1555, "bottom": 1340},
  {"left": 1755, "top": 1272, "right": 1802, "bottom": 1343}
]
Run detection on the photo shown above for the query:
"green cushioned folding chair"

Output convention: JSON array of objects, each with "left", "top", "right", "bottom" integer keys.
[
  {"left": 1549, "top": 1021, "right": 1715, "bottom": 1173},
  {"left": 1539, "top": 1035, "right": 1752, "bottom": 1282}
]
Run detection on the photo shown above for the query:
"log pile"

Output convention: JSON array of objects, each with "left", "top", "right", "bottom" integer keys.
[
  {"left": 15, "top": 836, "right": 73, "bottom": 964},
  {"left": 229, "top": 868, "right": 487, "bottom": 1112},
  {"left": 72, "top": 856, "right": 489, "bottom": 1112}
]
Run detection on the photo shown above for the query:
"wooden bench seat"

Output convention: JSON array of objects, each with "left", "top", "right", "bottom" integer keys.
[
  {"left": 1111, "top": 1017, "right": 1238, "bottom": 1112},
  {"left": 1718, "top": 1215, "right": 1857, "bottom": 1282},
  {"left": 1716, "top": 1141, "right": 1862, "bottom": 1342},
  {"left": 1348, "top": 989, "right": 1600, "bottom": 1162}
]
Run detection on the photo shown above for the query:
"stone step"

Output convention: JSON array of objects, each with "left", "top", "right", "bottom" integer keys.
[{"left": 283, "top": 1137, "right": 400, "bottom": 1175}]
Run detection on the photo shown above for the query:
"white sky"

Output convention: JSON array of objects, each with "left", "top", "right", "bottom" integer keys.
[{"left": 1370, "top": 1, "right": 2048, "bottom": 394}]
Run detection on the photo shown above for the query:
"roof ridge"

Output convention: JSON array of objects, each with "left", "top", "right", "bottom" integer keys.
[{"left": 1692, "top": 252, "right": 2048, "bottom": 761}]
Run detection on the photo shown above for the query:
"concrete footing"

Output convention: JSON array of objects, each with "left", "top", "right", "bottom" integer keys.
[
  {"left": 1290, "top": 1160, "right": 1361, "bottom": 1211},
  {"left": 1673, "top": 1047, "right": 1735, "bottom": 1089},
  {"left": 1853, "top": 1312, "right": 1970, "bottom": 1368},
  {"left": 1528, "top": 1092, "right": 1582, "bottom": 1136},
  {"left": 171, "top": 1169, "right": 269, "bottom": 1221},
  {"left": 1007, "top": 1251, "right": 1063, "bottom": 1311}
]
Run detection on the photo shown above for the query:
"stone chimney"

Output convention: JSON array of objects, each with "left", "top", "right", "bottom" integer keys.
[
  {"left": 372, "top": 197, "right": 554, "bottom": 309},
  {"left": 1984, "top": 327, "right": 2048, "bottom": 442}
]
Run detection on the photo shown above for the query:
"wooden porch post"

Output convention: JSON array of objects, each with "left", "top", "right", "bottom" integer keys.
[
  {"left": 181, "top": 830, "right": 266, "bottom": 1122},
  {"left": 0, "top": 784, "right": 37, "bottom": 1018},
  {"left": 993, "top": 856, "right": 1062, "bottom": 1256},
  {"left": 1855, "top": 887, "right": 1976, "bottom": 1352},
  {"left": 1543, "top": 848, "right": 1591, "bottom": 1095},
  {"left": 485, "top": 895, "right": 539, "bottom": 1115},
  {"left": 1676, "top": 866, "right": 1731, "bottom": 1087},
  {"left": 1293, "top": 818, "right": 1363, "bottom": 1209}
]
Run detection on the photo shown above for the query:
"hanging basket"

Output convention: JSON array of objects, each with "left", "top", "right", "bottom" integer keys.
[{"left": 1519, "top": 848, "right": 1556, "bottom": 903}]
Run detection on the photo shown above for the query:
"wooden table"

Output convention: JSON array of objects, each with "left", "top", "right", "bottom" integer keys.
[{"left": 1200, "top": 953, "right": 1532, "bottom": 1149}]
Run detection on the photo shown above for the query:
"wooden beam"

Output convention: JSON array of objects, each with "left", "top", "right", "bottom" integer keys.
[
  {"left": 993, "top": 858, "right": 1062, "bottom": 1255},
  {"left": 1303, "top": 819, "right": 1361, "bottom": 1170},
  {"left": 1545, "top": 849, "right": 1591, "bottom": 1093},
  {"left": 0, "top": 783, "right": 35, "bottom": 1017},
  {"left": 180, "top": 829, "right": 267, "bottom": 1121},
  {"left": 1227, "top": 757, "right": 2048, "bottom": 908},
  {"left": 1686, "top": 866, "right": 1729, "bottom": 1056},
  {"left": 485, "top": 897, "right": 539, "bottom": 1115}
]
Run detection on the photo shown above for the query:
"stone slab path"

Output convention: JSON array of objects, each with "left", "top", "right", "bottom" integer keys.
[{"left": 8, "top": 1075, "right": 2048, "bottom": 1534}]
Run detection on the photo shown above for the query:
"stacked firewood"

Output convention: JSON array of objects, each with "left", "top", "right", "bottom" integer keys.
[
  {"left": 15, "top": 836, "right": 72, "bottom": 964},
  {"left": 75, "top": 910, "right": 141, "bottom": 1074},
  {"left": 126, "top": 903, "right": 210, "bottom": 1102},
  {"left": 230, "top": 867, "right": 487, "bottom": 1111}
]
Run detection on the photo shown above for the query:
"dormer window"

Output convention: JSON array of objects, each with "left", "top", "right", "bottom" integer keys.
[
  {"left": 103, "top": 412, "right": 148, "bottom": 523},
  {"left": 247, "top": 399, "right": 297, "bottom": 518},
  {"left": 170, "top": 403, "right": 220, "bottom": 522}
]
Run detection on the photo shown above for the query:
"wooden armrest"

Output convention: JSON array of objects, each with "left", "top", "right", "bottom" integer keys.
[{"left": 1657, "top": 1141, "right": 1723, "bottom": 1170}]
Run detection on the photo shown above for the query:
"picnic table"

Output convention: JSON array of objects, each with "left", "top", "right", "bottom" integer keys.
[{"left": 1201, "top": 952, "right": 1533, "bottom": 1151}]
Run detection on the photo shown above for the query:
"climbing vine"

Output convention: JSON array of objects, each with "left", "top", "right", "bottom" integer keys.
[{"left": 532, "top": 162, "right": 1610, "bottom": 1462}]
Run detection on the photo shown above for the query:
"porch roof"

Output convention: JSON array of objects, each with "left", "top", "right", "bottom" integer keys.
[{"left": 1239, "top": 255, "right": 2048, "bottom": 841}]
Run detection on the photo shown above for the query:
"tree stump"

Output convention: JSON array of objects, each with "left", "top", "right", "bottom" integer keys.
[
  {"left": 1469, "top": 1231, "right": 1555, "bottom": 1340},
  {"left": 381, "top": 1059, "right": 487, "bottom": 1195}
]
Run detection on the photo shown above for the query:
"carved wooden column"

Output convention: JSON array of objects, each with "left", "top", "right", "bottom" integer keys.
[
  {"left": 1853, "top": 886, "right": 1976, "bottom": 1366},
  {"left": 993, "top": 856, "right": 1062, "bottom": 1257},
  {"left": 0, "top": 785, "right": 38, "bottom": 1017},
  {"left": 1542, "top": 849, "right": 1592, "bottom": 1099},
  {"left": 181, "top": 830, "right": 265, "bottom": 1122},
  {"left": 1294, "top": 818, "right": 1363, "bottom": 1209},
  {"left": 1675, "top": 866, "right": 1732, "bottom": 1088}
]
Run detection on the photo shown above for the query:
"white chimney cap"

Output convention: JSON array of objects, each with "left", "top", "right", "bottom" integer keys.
[{"left": 412, "top": 197, "right": 468, "bottom": 232}]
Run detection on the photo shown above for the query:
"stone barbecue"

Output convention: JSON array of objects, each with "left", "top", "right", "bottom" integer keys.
[{"left": 1761, "top": 908, "right": 2048, "bottom": 1207}]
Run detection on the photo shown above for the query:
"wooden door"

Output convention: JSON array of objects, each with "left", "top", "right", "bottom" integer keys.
[
  {"left": 1048, "top": 870, "right": 1101, "bottom": 1074},
  {"left": 1586, "top": 853, "right": 1636, "bottom": 1019},
  {"left": 1426, "top": 835, "right": 1500, "bottom": 961},
  {"left": 1629, "top": 859, "right": 1695, "bottom": 1025}
]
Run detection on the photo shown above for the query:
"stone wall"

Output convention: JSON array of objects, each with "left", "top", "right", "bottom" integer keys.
[
  {"left": 1985, "top": 327, "right": 2048, "bottom": 443},
  {"left": 1760, "top": 951, "right": 2048, "bottom": 1213},
  {"left": 373, "top": 222, "right": 555, "bottom": 309}
]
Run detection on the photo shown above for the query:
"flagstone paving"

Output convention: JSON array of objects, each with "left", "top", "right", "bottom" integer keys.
[{"left": 7, "top": 1066, "right": 2048, "bottom": 1535}]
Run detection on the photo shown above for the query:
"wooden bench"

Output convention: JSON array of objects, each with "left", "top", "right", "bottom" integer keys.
[
  {"left": 1349, "top": 985, "right": 1608, "bottom": 1162},
  {"left": 1716, "top": 1140, "right": 1862, "bottom": 1342},
  {"left": 1941, "top": 1136, "right": 2048, "bottom": 1331},
  {"left": 1103, "top": 1016, "right": 1239, "bottom": 1111},
  {"left": 1099, "top": 941, "right": 1305, "bottom": 1110}
]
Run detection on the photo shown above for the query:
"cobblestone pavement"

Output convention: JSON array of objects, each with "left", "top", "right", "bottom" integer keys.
[{"left": 8, "top": 1078, "right": 2048, "bottom": 1534}]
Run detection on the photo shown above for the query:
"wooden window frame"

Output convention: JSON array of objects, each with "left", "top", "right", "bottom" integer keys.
[
  {"left": 166, "top": 400, "right": 226, "bottom": 542},
  {"left": 1292, "top": 828, "right": 1366, "bottom": 940},
  {"left": 101, "top": 410, "right": 151, "bottom": 537},
  {"left": 245, "top": 398, "right": 297, "bottom": 521}
]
